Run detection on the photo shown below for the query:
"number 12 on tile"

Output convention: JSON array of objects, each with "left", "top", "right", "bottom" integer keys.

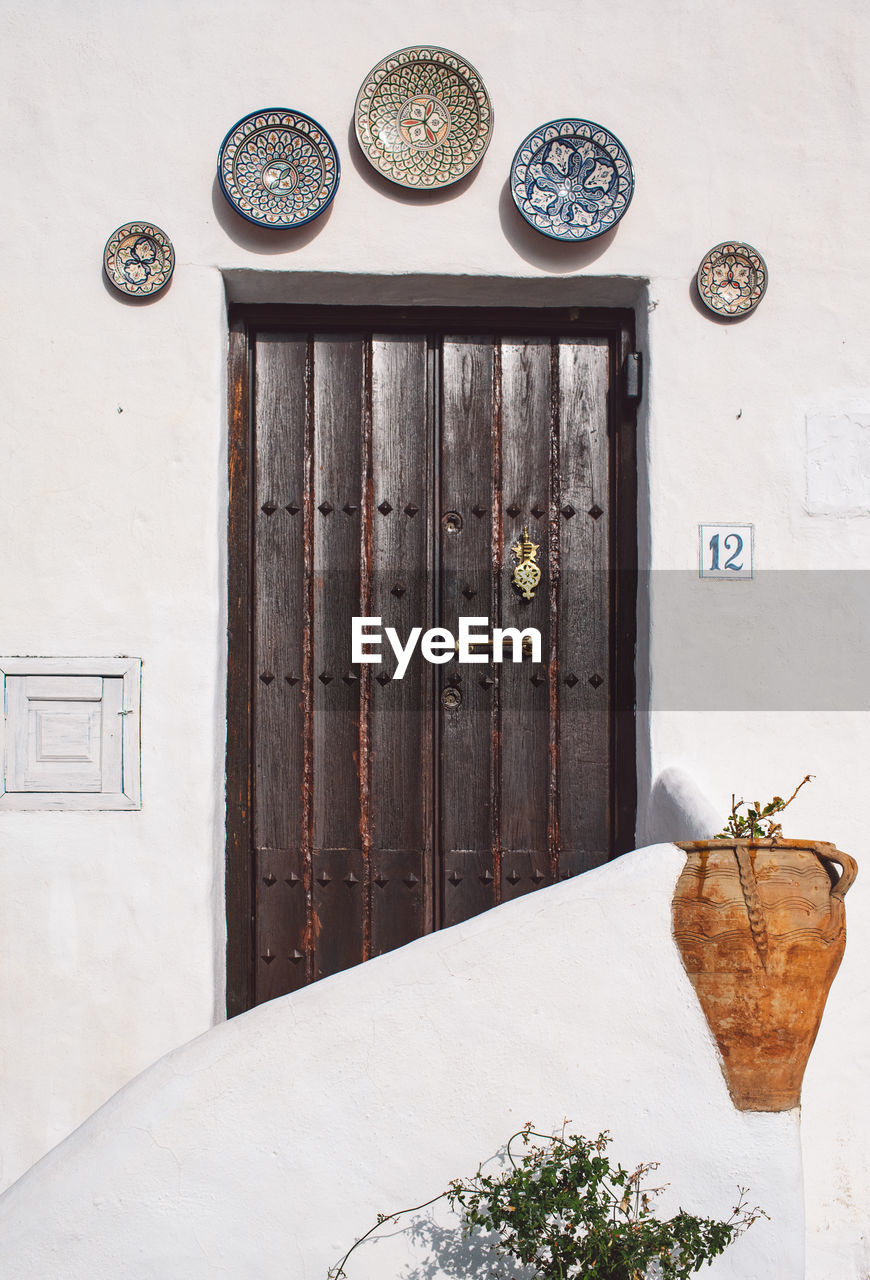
[{"left": 699, "top": 524, "right": 754, "bottom": 578}]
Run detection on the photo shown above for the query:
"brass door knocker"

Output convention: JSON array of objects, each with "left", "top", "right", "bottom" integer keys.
[{"left": 511, "top": 526, "right": 541, "bottom": 600}]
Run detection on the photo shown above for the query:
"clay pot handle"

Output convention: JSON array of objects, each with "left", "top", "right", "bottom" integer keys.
[{"left": 815, "top": 845, "right": 859, "bottom": 900}]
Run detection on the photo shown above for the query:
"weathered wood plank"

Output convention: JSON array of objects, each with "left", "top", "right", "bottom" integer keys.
[
  {"left": 499, "top": 338, "right": 551, "bottom": 879},
  {"left": 312, "top": 848, "right": 365, "bottom": 980},
  {"left": 254, "top": 848, "right": 308, "bottom": 1001},
  {"left": 612, "top": 323, "right": 638, "bottom": 856},
  {"left": 370, "top": 848, "right": 426, "bottom": 957},
  {"left": 441, "top": 850, "right": 495, "bottom": 926},
  {"left": 309, "top": 336, "right": 366, "bottom": 977},
  {"left": 558, "top": 337, "right": 611, "bottom": 862},
  {"left": 500, "top": 851, "right": 554, "bottom": 904},
  {"left": 369, "top": 335, "right": 432, "bottom": 954},
  {"left": 439, "top": 337, "right": 496, "bottom": 925},
  {"left": 312, "top": 336, "right": 364, "bottom": 853},
  {"left": 253, "top": 335, "right": 307, "bottom": 853},
  {"left": 226, "top": 316, "right": 253, "bottom": 1016}
]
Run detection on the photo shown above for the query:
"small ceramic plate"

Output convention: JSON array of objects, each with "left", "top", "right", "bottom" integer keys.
[
  {"left": 218, "top": 108, "right": 340, "bottom": 228},
  {"left": 510, "top": 119, "right": 634, "bottom": 241},
  {"left": 355, "top": 46, "right": 492, "bottom": 189},
  {"left": 104, "top": 222, "right": 175, "bottom": 298},
  {"left": 696, "top": 242, "right": 768, "bottom": 318}
]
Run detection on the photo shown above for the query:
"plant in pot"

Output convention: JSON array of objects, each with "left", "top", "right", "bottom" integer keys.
[
  {"left": 672, "top": 775, "right": 858, "bottom": 1110},
  {"left": 330, "top": 1124, "right": 763, "bottom": 1280}
]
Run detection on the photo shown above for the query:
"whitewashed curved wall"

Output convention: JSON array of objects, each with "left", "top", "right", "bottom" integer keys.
[
  {"left": 0, "top": 847, "right": 804, "bottom": 1279},
  {"left": 0, "top": 1, "right": 868, "bottom": 1274}
]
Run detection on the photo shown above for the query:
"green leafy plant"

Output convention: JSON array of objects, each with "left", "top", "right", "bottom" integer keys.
[
  {"left": 330, "top": 1124, "right": 764, "bottom": 1280},
  {"left": 716, "top": 774, "right": 813, "bottom": 840}
]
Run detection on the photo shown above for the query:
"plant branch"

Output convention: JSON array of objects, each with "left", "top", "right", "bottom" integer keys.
[{"left": 331, "top": 1126, "right": 765, "bottom": 1280}]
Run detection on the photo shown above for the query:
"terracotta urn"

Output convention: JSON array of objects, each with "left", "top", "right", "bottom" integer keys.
[{"left": 672, "top": 839, "right": 857, "bottom": 1111}]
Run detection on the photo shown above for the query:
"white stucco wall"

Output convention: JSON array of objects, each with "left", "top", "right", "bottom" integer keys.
[
  {"left": 1, "top": 0, "right": 869, "bottom": 1272},
  {"left": 0, "top": 846, "right": 805, "bottom": 1279}
]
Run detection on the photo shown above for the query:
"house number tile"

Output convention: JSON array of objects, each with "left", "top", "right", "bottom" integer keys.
[{"left": 699, "top": 523, "right": 754, "bottom": 579}]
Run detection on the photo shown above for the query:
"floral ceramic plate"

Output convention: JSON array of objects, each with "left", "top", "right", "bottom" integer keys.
[
  {"left": 696, "top": 242, "right": 767, "bottom": 318},
  {"left": 218, "top": 108, "right": 340, "bottom": 228},
  {"left": 510, "top": 119, "right": 634, "bottom": 241},
  {"left": 104, "top": 222, "right": 175, "bottom": 297},
  {"left": 355, "top": 46, "right": 492, "bottom": 189}
]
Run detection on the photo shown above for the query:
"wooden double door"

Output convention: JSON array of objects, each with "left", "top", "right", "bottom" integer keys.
[{"left": 227, "top": 307, "right": 637, "bottom": 1013}]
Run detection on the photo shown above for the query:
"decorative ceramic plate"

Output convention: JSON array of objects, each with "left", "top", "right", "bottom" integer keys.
[
  {"left": 696, "top": 242, "right": 767, "bottom": 318},
  {"left": 103, "top": 222, "right": 175, "bottom": 298},
  {"left": 355, "top": 46, "right": 492, "bottom": 189},
  {"left": 217, "top": 108, "right": 340, "bottom": 228},
  {"left": 510, "top": 119, "right": 634, "bottom": 241}
]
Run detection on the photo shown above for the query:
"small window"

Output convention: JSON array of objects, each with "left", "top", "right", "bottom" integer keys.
[{"left": 0, "top": 658, "right": 141, "bottom": 810}]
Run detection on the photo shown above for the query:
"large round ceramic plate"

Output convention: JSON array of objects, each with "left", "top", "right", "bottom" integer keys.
[
  {"left": 510, "top": 119, "right": 634, "bottom": 241},
  {"left": 218, "top": 108, "right": 340, "bottom": 228},
  {"left": 696, "top": 242, "right": 767, "bottom": 317},
  {"left": 104, "top": 222, "right": 175, "bottom": 297},
  {"left": 355, "top": 46, "right": 492, "bottom": 189}
]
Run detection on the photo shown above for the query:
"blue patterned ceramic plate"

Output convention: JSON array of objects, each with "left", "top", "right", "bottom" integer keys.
[
  {"left": 355, "top": 46, "right": 492, "bottom": 189},
  {"left": 218, "top": 109, "right": 340, "bottom": 228},
  {"left": 104, "top": 222, "right": 175, "bottom": 297},
  {"left": 510, "top": 119, "right": 634, "bottom": 241}
]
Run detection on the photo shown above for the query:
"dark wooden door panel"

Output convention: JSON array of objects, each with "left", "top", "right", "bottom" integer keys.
[
  {"left": 438, "top": 334, "right": 613, "bottom": 925},
  {"left": 309, "top": 335, "right": 367, "bottom": 985},
  {"left": 252, "top": 335, "right": 309, "bottom": 1002},
  {"left": 558, "top": 338, "right": 611, "bottom": 867},
  {"left": 254, "top": 848, "right": 307, "bottom": 1001},
  {"left": 368, "top": 335, "right": 433, "bottom": 955},
  {"left": 252, "top": 330, "right": 436, "bottom": 997},
  {"left": 439, "top": 337, "right": 496, "bottom": 920},
  {"left": 498, "top": 338, "right": 552, "bottom": 865},
  {"left": 229, "top": 308, "right": 636, "bottom": 1011},
  {"left": 253, "top": 335, "right": 306, "bottom": 855},
  {"left": 312, "top": 335, "right": 364, "bottom": 856}
]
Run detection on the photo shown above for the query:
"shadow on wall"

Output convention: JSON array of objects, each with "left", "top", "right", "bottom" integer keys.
[
  {"left": 401, "top": 1217, "right": 502, "bottom": 1280},
  {"left": 641, "top": 767, "right": 719, "bottom": 845},
  {"left": 341, "top": 1208, "right": 506, "bottom": 1280}
]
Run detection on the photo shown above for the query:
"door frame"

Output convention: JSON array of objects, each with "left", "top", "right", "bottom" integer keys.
[{"left": 225, "top": 304, "right": 639, "bottom": 1016}]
